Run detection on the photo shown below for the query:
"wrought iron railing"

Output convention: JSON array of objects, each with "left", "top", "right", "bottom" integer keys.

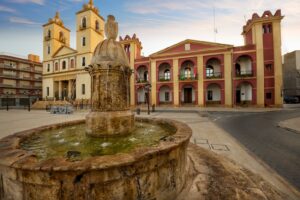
[
  {"left": 235, "top": 70, "right": 253, "bottom": 77},
  {"left": 158, "top": 76, "right": 171, "bottom": 82},
  {"left": 206, "top": 72, "right": 222, "bottom": 79},
  {"left": 178, "top": 74, "right": 198, "bottom": 81}
]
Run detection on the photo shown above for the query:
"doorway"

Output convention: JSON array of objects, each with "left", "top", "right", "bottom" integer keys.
[
  {"left": 236, "top": 90, "right": 241, "bottom": 104},
  {"left": 184, "top": 88, "right": 193, "bottom": 103}
]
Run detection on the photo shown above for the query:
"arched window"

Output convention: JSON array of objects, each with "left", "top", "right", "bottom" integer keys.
[
  {"left": 164, "top": 69, "right": 170, "bottom": 80},
  {"left": 47, "top": 45, "right": 50, "bottom": 54},
  {"left": 143, "top": 71, "right": 148, "bottom": 81},
  {"left": 70, "top": 59, "right": 74, "bottom": 68},
  {"left": 206, "top": 66, "right": 214, "bottom": 77},
  {"left": 82, "top": 37, "right": 86, "bottom": 46},
  {"left": 55, "top": 62, "right": 58, "bottom": 71},
  {"left": 95, "top": 20, "right": 99, "bottom": 31},
  {"left": 62, "top": 61, "right": 66, "bottom": 70},
  {"left": 82, "top": 17, "right": 87, "bottom": 28},
  {"left": 184, "top": 67, "right": 191, "bottom": 78},
  {"left": 59, "top": 31, "right": 63, "bottom": 39},
  {"left": 47, "top": 30, "right": 51, "bottom": 38}
]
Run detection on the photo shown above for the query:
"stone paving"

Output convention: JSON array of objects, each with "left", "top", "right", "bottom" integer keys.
[{"left": 0, "top": 109, "right": 299, "bottom": 199}]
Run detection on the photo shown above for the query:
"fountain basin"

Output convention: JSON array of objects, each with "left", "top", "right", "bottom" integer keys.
[{"left": 0, "top": 118, "right": 191, "bottom": 200}]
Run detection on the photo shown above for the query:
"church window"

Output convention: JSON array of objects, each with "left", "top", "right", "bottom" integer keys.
[
  {"left": 82, "top": 84, "right": 85, "bottom": 95},
  {"left": 47, "top": 30, "right": 51, "bottom": 38},
  {"left": 70, "top": 59, "right": 74, "bottom": 68},
  {"left": 82, "top": 37, "right": 86, "bottom": 46},
  {"left": 47, "top": 45, "right": 50, "bottom": 54},
  {"left": 95, "top": 20, "right": 99, "bottom": 31},
  {"left": 82, "top": 57, "right": 86, "bottom": 67},
  {"left": 82, "top": 17, "right": 87, "bottom": 28},
  {"left": 55, "top": 62, "right": 58, "bottom": 71},
  {"left": 62, "top": 61, "right": 66, "bottom": 70},
  {"left": 47, "top": 64, "right": 50, "bottom": 72},
  {"left": 46, "top": 87, "right": 49, "bottom": 96}
]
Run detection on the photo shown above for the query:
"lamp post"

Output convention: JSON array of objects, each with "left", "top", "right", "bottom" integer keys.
[
  {"left": 144, "top": 83, "right": 151, "bottom": 115},
  {"left": 5, "top": 92, "right": 9, "bottom": 111},
  {"left": 24, "top": 91, "right": 31, "bottom": 112}
]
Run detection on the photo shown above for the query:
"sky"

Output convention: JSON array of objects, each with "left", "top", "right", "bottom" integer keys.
[{"left": 0, "top": 0, "right": 299, "bottom": 60}]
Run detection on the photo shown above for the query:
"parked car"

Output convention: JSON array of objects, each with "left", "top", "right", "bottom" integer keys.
[{"left": 284, "top": 96, "right": 299, "bottom": 104}]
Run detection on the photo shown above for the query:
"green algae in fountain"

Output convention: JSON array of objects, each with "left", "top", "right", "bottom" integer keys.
[{"left": 20, "top": 121, "right": 176, "bottom": 161}]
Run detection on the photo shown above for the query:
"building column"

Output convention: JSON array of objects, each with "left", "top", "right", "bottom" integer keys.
[
  {"left": 197, "top": 55, "right": 204, "bottom": 106},
  {"left": 58, "top": 81, "right": 62, "bottom": 100},
  {"left": 173, "top": 59, "right": 179, "bottom": 106},
  {"left": 130, "top": 43, "right": 136, "bottom": 106},
  {"left": 68, "top": 80, "right": 72, "bottom": 99},
  {"left": 224, "top": 52, "right": 233, "bottom": 107},
  {"left": 150, "top": 60, "right": 157, "bottom": 105},
  {"left": 254, "top": 23, "right": 265, "bottom": 107},
  {"left": 273, "top": 21, "right": 283, "bottom": 106}
]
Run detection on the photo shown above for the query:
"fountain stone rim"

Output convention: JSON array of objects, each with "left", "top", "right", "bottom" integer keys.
[{"left": 0, "top": 117, "right": 192, "bottom": 172}]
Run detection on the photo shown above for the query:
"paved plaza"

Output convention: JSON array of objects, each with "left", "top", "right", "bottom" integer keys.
[{"left": 0, "top": 109, "right": 299, "bottom": 199}]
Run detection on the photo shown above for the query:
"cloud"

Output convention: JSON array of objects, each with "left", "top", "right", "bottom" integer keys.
[
  {"left": 0, "top": 5, "right": 16, "bottom": 13},
  {"left": 9, "top": 0, "right": 45, "bottom": 5},
  {"left": 9, "top": 17, "right": 41, "bottom": 25}
]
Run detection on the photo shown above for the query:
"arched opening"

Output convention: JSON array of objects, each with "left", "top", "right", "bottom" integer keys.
[
  {"left": 95, "top": 20, "right": 99, "bottom": 31},
  {"left": 206, "top": 58, "right": 221, "bottom": 78},
  {"left": 181, "top": 84, "right": 195, "bottom": 104},
  {"left": 206, "top": 83, "right": 221, "bottom": 105},
  {"left": 62, "top": 61, "right": 66, "bottom": 70},
  {"left": 136, "top": 65, "right": 148, "bottom": 83},
  {"left": 70, "top": 59, "right": 74, "bottom": 68},
  {"left": 158, "top": 63, "right": 171, "bottom": 81},
  {"left": 180, "top": 60, "right": 196, "bottom": 80},
  {"left": 55, "top": 62, "right": 58, "bottom": 71},
  {"left": 159, "top": 85, "right": 172, "bottom": 104},
  {"left": 235, "top": 55, "right": 253, "bottom": 77},
  {"left": 47, "top": 30, "right": 51, "bottom": 38},
  {"left": 236, "top": 82, "right": 253, "bottom": 105},
  {"left": 82, "top": 17, "right": 87, "bottom": 28},
  {"left": 137, "top": 87, "right": 146, "bottom": 104}
]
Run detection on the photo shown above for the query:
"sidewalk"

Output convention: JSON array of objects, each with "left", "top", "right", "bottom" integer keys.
[
  {"left": 0, "top": 109, "right": 299, "bottom": 199},
  {"left": 278, "top": 117, "right": 300, "bottom": 134}
]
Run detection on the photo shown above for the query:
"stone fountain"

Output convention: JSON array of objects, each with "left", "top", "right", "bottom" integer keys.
[
  {"left": 85, "top": 15, "right": 134, "bottom": 137},
  {"left": 0, "top": 15, "right": 191, "bottom": 200}
]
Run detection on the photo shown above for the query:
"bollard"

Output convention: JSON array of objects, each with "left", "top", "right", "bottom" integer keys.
[
  {"left": 136, "top": 108, "right": 141, "bottom": 115},
  {"left": 152, "top": 104, "right": 155, "bottom": 112}
]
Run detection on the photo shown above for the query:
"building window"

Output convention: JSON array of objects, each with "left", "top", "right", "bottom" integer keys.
[
  {"left": 82, "top": 37, "right": 86, "bottom": 46},
  {"left": 70, "top": 59, "right": 74, "bottom": 68},
  {"left": 206, "top": 66, "right": 214, "bottom": 77},
  {"left": 165, "top": 92, "right": 169, "bottom": 101},
  {"left": 62, "top": 61, "right": 66, "bottom": 70},
  {"left": 82, "top": 57, "right": 86, "bottom": 66},
  {"left": 46, "top": 87, "right": 49, "bottom": 96},
  {"left": 184, "top": 67, "right": 191, "bottom": 78},
  {"left": 164, "top": 69, "right": 170, "bottom": 80},
  {"left": 47, "top": 45, "right": 50, "bottom": 54},
  {"left": 95, "top": 20, "right": 99, "bottom": 31},
  {"left": 185, "top": 43, "right": 191, "bottom": 51},
  {"left": 47, "top": 64, "right": 50, "bottom": 72},
  {"left": 263, "top": 24, "right": 272, "bottom": 34},
  {"left": 47, "top": 30, "right": 51, "bottom": 38},
  {"left": 82, "top": 84, "right": 85, "bottom": 95},
  {"left": 82, "top": 17, "right": 87, "bottom": 28},
  {"left": 208, "top": 91, "right": 213, "bottom": 100},
  {"left": 265, "top": 64, "right": 272, "bottom": 71},
  {"left": 55, "top": 62, "right": 58, "bottom": 71},
  {"left": 266, "top": 92, "right": 272, "bottom": 99}
]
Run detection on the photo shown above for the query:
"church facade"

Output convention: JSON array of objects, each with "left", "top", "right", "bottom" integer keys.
[
  {"left": 120, "top": 10, "right": 284, "bottom": 107},
  {"left": 42, "top": 0, "right": 104, "bottom": 101},
  {"left": 42, "top": 1, "right": 284, "bottom": 107}
]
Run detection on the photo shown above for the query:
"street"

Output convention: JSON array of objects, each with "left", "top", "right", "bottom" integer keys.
[{"left": 208, "top": 108, "right": 300, "bottom": 190}]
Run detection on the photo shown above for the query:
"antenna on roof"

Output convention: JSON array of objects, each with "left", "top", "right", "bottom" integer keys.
[{"left": 213, "top": 4, "right": 218, "bottom": 42}]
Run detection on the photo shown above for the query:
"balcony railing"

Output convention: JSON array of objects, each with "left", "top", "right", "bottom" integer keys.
[
  {"left": 179, "top": 74, "right": 198, "bottom": 81},
  {"left": 136, "top": 79, "right": 148, "bottom": 84},
  {"left": 158, "top": 76, "right": 171, "bottom": 82},
  {"left": 0, "top": 73, "right": 17, "bottom": 78},
  {"left": 206, "top": 72, "right": 222, "bottom": 79},
  {"left": 0, "top": 83, "right": 14, "bottom": 88},
  {"left": 236, "top": 70, "right": 254, "bottom": 78}
]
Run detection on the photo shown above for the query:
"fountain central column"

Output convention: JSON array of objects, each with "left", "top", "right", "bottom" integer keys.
[{"left": 85, "top": 15, "right": 134, "bottom": 137}]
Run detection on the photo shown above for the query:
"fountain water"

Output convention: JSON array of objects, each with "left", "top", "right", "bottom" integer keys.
[{"left": 0, "top": 15, "right": 192, "bottom": 200}]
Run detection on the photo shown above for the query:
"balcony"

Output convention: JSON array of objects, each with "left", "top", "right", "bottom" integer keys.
[
  {"left": 206, "top": 72, "right": 222, "bottom": 79},
  {"left": 179, "top": 74, "right": 198, "bottom": 81},
  {"left": 136, "top": 79, "right": 148, "bottom": 84},
  {"left": 158, "top": 76, "right": 171, "bottom": 82},
  {"left": 0, "top": 73, "right": 17, "bottom": 78},
  {"left": 235, "top": 70, "right": 254, "bottom": 78},
  {"left": 0, "top": 83, "right": 15, "bottom": 88}
]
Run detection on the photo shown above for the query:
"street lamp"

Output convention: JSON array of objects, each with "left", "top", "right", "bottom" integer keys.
[
  {"left": 144, "top": 83, "right": 151, "bottom": 115},
  {"left": 5, "top": 91, "right": 9, "bottom": 111},
  {"left": 24, "top": 91, "right": 31, "bottom": 112}
]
